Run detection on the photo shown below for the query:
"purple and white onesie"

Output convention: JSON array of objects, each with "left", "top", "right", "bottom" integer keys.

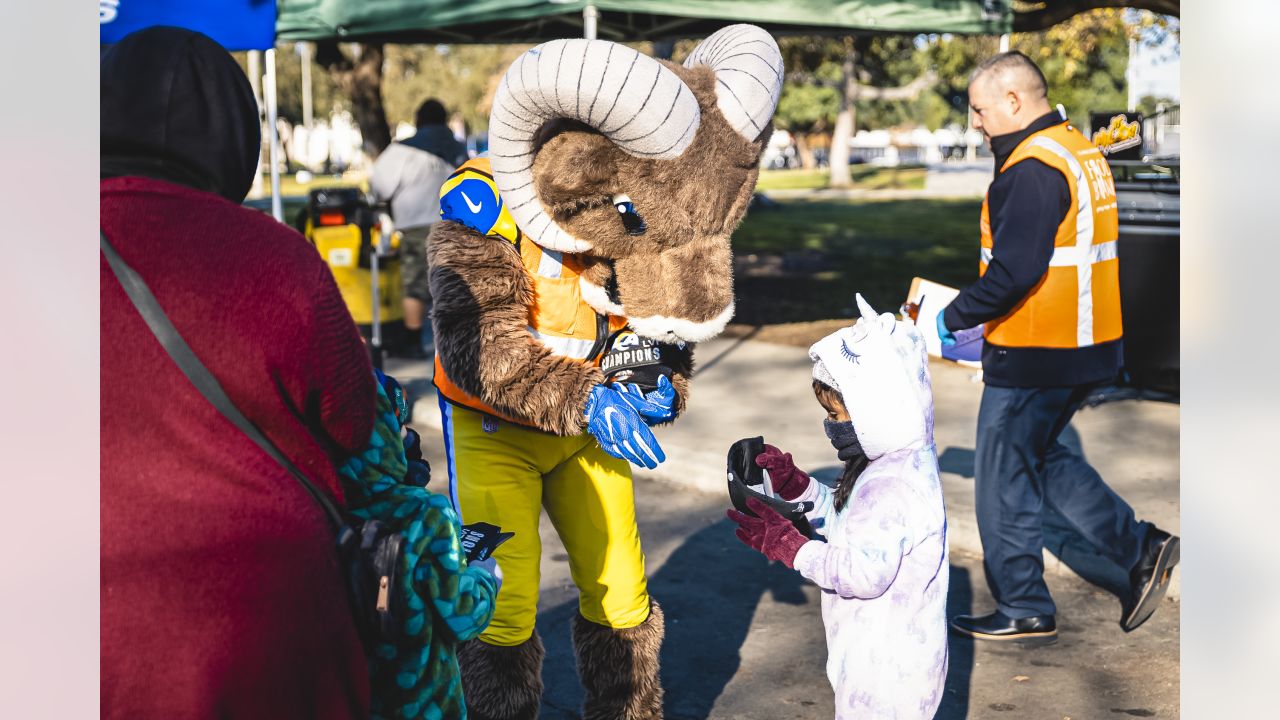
[{"left": 796, "top": 295, "right": 949, "bottom": 719}]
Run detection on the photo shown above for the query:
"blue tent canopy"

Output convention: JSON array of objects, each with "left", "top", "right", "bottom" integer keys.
[
  {"left": 100, "top": 0, "right": 286, "bottom": 221},
  {"left": 99, "top": 0, "right": 277, "bottom": 51}
]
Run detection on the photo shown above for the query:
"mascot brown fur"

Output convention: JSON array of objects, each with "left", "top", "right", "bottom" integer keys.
[{"left": 428, "top": 25, "right": 782, "bottom": 719}]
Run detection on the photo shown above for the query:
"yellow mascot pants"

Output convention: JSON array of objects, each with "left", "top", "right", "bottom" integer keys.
[{"left": 438, "top": 400, "right": 651, "bottom": 646}]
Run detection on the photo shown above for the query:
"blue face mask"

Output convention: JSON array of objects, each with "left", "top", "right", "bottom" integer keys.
[{"left": 823, "top": 419, "right": 864, "bottom": 462}]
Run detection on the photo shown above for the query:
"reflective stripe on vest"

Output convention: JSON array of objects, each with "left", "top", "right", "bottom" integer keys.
[
  {"left": 432, "top": 156, "right": 628, "bottom": 425},
  {"left": 527, "top": 326, "right": 598, "bottom": 359},
  {"left": 1030, "top": 135, "right": 1096, "bottom": 347},
  {"left": 536, "top": 248, "right": 565, "bottom": 279},
  {"left": 980, "top": 240, "right": 1117, "bottom": 269},
  {"left": 979, "top": 122, "right": 1122, "bottom": 350}
]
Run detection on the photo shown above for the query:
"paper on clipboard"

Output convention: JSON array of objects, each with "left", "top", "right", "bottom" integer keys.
[{"left": 904, "top": 277, "right": 982, "bottom": 369}]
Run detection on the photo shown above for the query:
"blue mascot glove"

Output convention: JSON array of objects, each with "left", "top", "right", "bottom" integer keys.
[
  {"left": 614, "top": 375, "right": 677, "bottom": 425},
  {"left": 936, "top": 309, "right": 957, "bottom": 347},
  {"left": 584, "top": 384, "right": 667, "bottom": 470}
]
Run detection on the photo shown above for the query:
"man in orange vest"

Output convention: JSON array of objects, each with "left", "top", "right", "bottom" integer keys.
[{"left": 938, "top": 52, "right": 1179, "bottom": 643}]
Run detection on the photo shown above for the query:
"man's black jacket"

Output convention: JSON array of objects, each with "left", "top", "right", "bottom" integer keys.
[{"left": 943, "top": 111, "right": 1122, "bottom": 388}]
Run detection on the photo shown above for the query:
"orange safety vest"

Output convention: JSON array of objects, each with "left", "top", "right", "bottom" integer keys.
[
  {"left": 980, "top": 121, "right": 1123, "bottom": 349},
  {"left": 432, "top": 160, "right": 627, "bottom": 425}
]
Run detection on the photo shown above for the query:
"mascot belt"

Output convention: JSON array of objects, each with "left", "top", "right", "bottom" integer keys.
[{"left": 434, "top": 158, "right": 627, "bottom": 426}]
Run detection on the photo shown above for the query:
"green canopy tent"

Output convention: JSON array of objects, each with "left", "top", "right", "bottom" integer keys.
[{"left": 276, "top": 0, "right": 1010, "bottom": 43}]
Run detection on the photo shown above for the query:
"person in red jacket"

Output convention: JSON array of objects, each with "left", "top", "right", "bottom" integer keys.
[{"left": 100, "top": 27, "right": 377, "bottom": 719}]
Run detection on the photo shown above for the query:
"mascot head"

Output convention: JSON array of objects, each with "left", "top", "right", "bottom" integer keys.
[{"left": 487, "top": 25, "right": 782, "bottom": 344}]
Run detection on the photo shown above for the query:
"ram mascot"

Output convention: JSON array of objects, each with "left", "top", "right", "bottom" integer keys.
[{"left": 427, "top": 25, "right": 782, "bottom": 719}]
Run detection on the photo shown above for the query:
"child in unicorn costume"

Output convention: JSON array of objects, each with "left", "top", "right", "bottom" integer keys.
[{"left": 728, "top": 295, "right": 949, "bottom": 719}]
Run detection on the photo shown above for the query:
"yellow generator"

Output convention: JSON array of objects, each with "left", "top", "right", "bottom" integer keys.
[{"left": 303, "top": 187, "right": 404, "bottom": 366}]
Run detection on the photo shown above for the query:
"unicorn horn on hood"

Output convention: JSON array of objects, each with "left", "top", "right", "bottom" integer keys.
[
  {"left": 855, "top": 293, "right": 896, "bottom": 333},
  {"left": 856, "top": 293, "right": 876, "bottom": 321}
]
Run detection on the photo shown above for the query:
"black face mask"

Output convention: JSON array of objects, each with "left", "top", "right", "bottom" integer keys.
[{"left": 823, "top": 420, "right": 864, "bottom": 463}]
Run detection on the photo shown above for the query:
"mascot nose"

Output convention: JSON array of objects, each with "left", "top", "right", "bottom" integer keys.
[{"left": 628, "top": 301, "right": 736, "bottom": 344}]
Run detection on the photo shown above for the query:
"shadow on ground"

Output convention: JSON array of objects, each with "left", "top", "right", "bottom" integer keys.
[
  {"left": 536, "top": 516, "right": 809, "bottom": 719},
  {"left": 938, "top": 565, "right": 975, "bottom": 719}
]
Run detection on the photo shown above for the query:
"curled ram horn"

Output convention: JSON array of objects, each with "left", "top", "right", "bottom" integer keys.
[
  {"left": 488, "top": 39, "right": 702, "bottom": 253},
  {"left": 683, "top": 24, "right": 784, "bottom": 142}
]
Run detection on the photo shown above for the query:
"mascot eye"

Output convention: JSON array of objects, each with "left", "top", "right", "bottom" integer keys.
[{"left": 612, "top": 194, "right": 647, "bottom": 236}]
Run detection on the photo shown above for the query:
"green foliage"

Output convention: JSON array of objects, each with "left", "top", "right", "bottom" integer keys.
[
  {"left": 233, "top": 46, "right": 344, "bottom": 125},
  {"left": 272, "top": 45, "right": 342, "bottom": 124},
  {"left": 776, "top": 35, "right": 935, "bottom": 133},
  {"left": 1014, "top": 9, "right": 1131, "bottom": 128},
  {"left": 775, "top": 83, "right": 839, "bottom": 133},
  {"left": 382, "top": 44, "right": 525, "bottom": 133},
  {"left": 1137, "top": 94, "right": 1177, "bottom": 116},
  {"left": 924, "top": 9, "right": 1145, "bottom": 130}
]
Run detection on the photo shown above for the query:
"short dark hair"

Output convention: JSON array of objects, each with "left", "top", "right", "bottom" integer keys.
[
  {"left": 415, "top": 99, "right": 447, "bottom": 127},
  {"left": 971, "top": 51, "right": 1048, "bottom": 99}
]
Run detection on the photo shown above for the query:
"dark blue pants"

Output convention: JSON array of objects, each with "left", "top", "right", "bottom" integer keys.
[{"left": 975, "top": 384, "right": 1151, "bottom": 618}]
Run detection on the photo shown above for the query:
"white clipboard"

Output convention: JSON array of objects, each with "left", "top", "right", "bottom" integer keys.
[{"left": 905, "top": 277, "right": 982, "bottom": 369}]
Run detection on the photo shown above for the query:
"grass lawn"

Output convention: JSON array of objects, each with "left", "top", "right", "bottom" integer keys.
[
  {"left": 243, "top": 173, "right": 978, "bottom": 327},
  {"left": 247, "top": 173, "right": 366, "bottom": 200},
  {"left": 259, "top": 165, "right": 923, "bottom": 196},
  {"left": 732, "top": 196, "right": 982, "bottom": 324},
  {"left": 755, "top": 165, "right": 926, "bottom": 192}
]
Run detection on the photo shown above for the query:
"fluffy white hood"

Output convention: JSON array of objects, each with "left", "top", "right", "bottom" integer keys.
[{"left": 809, "top": 294, "right": 935, "bottom": 460}]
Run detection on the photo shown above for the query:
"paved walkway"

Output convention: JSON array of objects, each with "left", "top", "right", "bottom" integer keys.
[
  {"left": 392, "top": 334, "right": 1180, "bottom": 718},
  {"left": 923, "top": 160, "right": 995, "bottom": 196},
  {"left": 391, "top": 333, "right": 1180, "bottom": 599}
]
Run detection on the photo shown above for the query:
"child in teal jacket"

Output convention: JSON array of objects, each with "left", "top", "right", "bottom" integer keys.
[{"left": 338, "top": 371, "right": 500, "bottom": 720}]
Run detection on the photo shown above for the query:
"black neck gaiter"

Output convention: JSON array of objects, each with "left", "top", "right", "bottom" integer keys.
[{"left": 823, "top": 420, "right": 865, "bottom": 463}]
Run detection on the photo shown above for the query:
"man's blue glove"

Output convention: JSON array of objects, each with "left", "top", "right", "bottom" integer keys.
[
  {"left": 584, "top": 384, "right": 667, "bottom": 469},
  {"left": 936, "top": 309, "right": 957, "bottom": 347},
  {"left": 614, "top": 375, "right": 677, "bottom": 425}
]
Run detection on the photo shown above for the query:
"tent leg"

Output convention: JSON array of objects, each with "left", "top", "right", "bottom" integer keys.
[
  {"left": 300, "top": 43, "right": 314, "bottom": 132},
  {"left": 584, "top": 2, "right": 599, "bottom": 40},
  {"left": 265, "top": 48, "right": 284, "bottom": 222},
  {"left": 247, "top": 51, "right": 265, "bottom": 199}
]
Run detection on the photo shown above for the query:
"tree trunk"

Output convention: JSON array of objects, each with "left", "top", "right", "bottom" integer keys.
[
  {"left": 1013, "top": 1, "right": 1179, "bottom": 33},
  {"left": 829, "top": 57, "right": 857, "bottom": 188},
  {"left": 830, "top": 50, "right": 936, "bottom": 187},
  {"left": 794, "top": 133, "right": 817, "bottom": 171},
  {"left": 316, "top": 42, "right": 392, "bottom": 160}
]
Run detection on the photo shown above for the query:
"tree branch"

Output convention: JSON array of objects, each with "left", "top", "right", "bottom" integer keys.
[
  {"left": 314, "top": 42, "right": 392, "bottom": 158},
  {"left": 1013, "top": 1, "right": 1180, "bottom": 33},
  {"left": 858, "top": 70, "right": 938, "bottom": 102}
]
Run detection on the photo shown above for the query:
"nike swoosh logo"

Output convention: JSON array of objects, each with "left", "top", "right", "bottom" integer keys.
[
  {"left": 602, "top": 406, "right": 623, "bottom": 432},
  {"left": 460, "top": 190, "right": 482, "bottom": 214}
]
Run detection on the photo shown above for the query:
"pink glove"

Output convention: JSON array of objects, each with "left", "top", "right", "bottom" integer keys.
[
  {"left": 726, "top": 498, "right": 809, "bottom": 568},
  {"left": 755, "top": 444, "right": 811, "bottom": 500}
]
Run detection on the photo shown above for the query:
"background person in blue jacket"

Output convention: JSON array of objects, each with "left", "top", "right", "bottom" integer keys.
[{"left": 937, "top": 51, "right": 1179, "bottom": 643}]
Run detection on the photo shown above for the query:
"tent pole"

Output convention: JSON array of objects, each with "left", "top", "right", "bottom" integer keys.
[
  {"left": 583, "top": 2, "right": 599, "bottom": 40},
  {"left": 300, "top": 43, "right": 314, "bottom": 131},
  {"left": 264, "top": 48, "right": 284, "bottom": 222},
  {"left": 1127, "top": 37, "right": 1139, "bottom": 112},
  {"left": 247, "top": 51, "right": 265, "bottom": 198}
]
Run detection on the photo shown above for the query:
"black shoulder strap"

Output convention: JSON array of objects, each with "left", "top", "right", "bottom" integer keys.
[{"left": 100, "top": 230, "right": 347, "bottom": 532}]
